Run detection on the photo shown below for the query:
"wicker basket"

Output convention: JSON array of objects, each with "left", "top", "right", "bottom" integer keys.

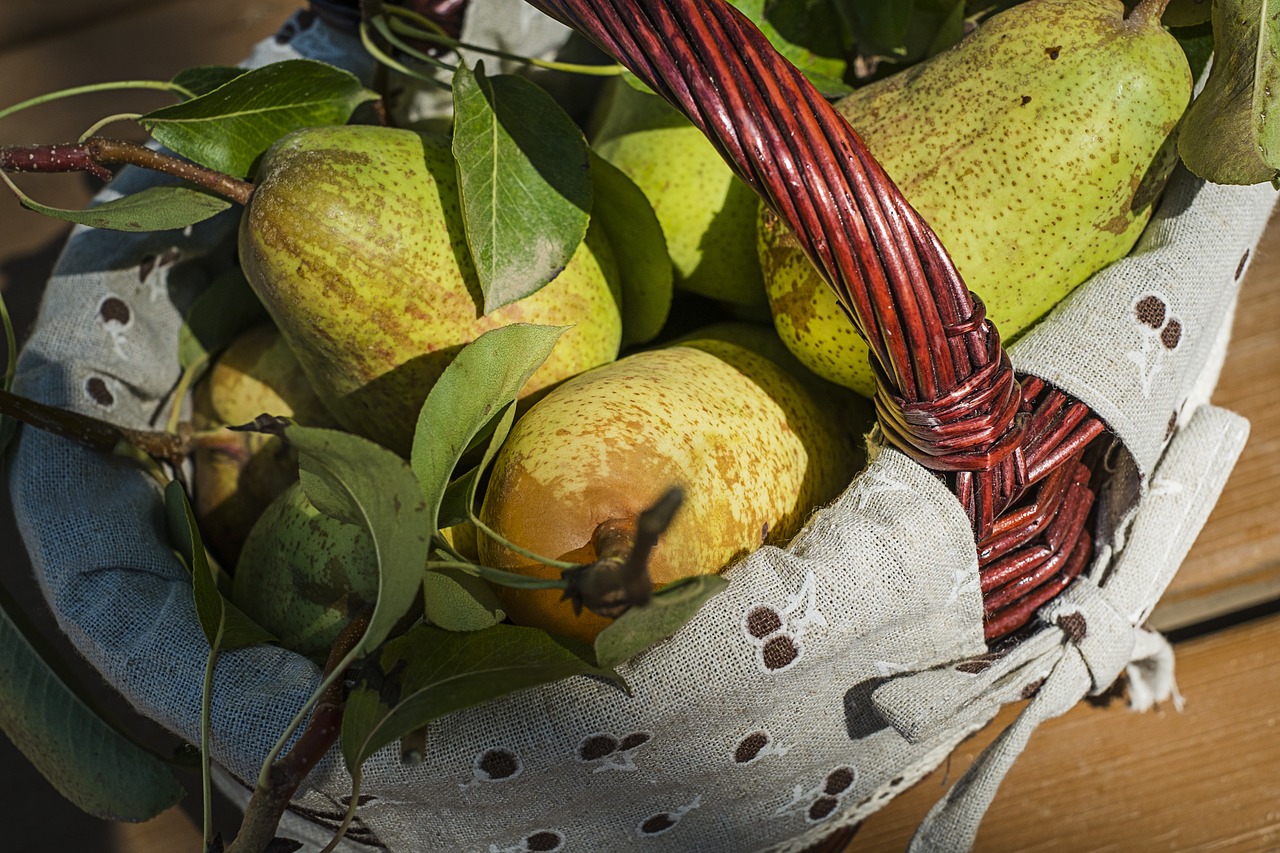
[{"left": 6, "top": 2, "right": 1276, "bottom": 851}]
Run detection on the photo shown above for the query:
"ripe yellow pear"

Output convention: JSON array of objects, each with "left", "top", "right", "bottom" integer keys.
[
  {"left": 239, "top": 124, "right": 624, "bottom": 455},
  {"left": 762, "top": 0, "right": 1191, "bottom": 395},
  {"left": 191, "top": 323, "right": 333, "bottom": 566},
  {"left": 477, "top": 333, "right": 862, "bottom": 642}
]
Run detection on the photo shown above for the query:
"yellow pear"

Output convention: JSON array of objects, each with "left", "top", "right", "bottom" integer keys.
[
  {"left": 239, "top": 124, "right": 624, "bottom": 455},
  {"left": 477, "top": 334, "right": 862, "bottom": 642},
  {"left": 191, "top": 323, "right": 333, "bottom": 566}
]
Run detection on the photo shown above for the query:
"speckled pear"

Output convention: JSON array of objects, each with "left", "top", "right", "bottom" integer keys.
[
  {"left": 762, "top": 0, "right": 1191, "bottom": 396},
  {"left": 231, "top": 481, "right": 379, "bottom": 659},
  {"left": 239, "top": 124, "right": 623, "bottom": 455},
  {"left": 477, "top": 334, "right": 861, "bottom": 642},
  {"left": 590, "top": 79, "right": 767, "bottom": 309},
  {"left": 191, "top": 323, "right": 334, "bottom": 567}
]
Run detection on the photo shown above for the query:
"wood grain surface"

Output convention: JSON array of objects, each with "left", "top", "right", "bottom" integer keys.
[{"left": 1, "top": 2, "right": 1278, "bottom": 851}]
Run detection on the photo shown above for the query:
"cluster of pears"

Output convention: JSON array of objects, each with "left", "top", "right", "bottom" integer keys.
[
  {"left": 588, "top": 0, "right": 1192, "bottom": 397},
  {"left": 204, "top": 117, "right": 866, "bottom": 654}
]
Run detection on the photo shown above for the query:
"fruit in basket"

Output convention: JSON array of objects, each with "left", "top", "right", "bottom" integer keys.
[
  {"left": 231, "top": 480, "right": 380, "bottom": 659},
  {"left": 238, "top": 124, "right": 624, "bottom": 456},
  {"left": 590, "top": 78, "right": 768, "bottom": 311},
  {"left": 477, "top": 329, "right": 863, "bottom": 642},
  {"left": 191, "top": 323, "right": 334, "bottom": 567},
  {"left": 762, "top": 0, "right": 1192, "bottom": 395}
]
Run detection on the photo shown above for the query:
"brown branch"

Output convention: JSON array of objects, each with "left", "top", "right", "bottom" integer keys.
[
  {"left": 227, "top": 610, "right": 371, "bottom": 853},
  {"left": 0, "top": 138, "right": 253, "bottom": 205}
]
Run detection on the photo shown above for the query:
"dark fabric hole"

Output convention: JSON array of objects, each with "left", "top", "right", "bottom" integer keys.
[
  {"left": 477, "top": 748, "right": 520, "bottom": 779},
  {"left": 1135, "top": 294, "right": 1166, "bottom": 328},
  {"left": 619, "top": 732, "right": 650, "bottom": 751},
  {"left": 98, "top": 296, "right": 131, "bottom": 325},
  {"left": 735, "top": 732, "right": 769, "bottom": 764},
  {"left": 808, "top": 796, "right": 839, "bottom": 821},
  {"left": 824, "top": 767, "right": 855, "bottom": 795},
  {"left": 85, "top": 377, "right": 114, "bottom": 406},
  {"left": 640, "top": 814, "right": 676, "bottom": 835},
  {"left": 762, "top": 634, "right": 800, "bottom": 670},
  {"left": 746, "top": 605, "right": 783, "bottom": 639},
  {"left": 578, "top": 734, "right": 618, "bottom": 761},
  {"left": 1237, "top": 250, "right": 1250, "bottom": 280},
  {"left": 525, "top": 830, "right": 564, "bottom": 852},
  {"left": 1057, "top": 611, "right": 1088, "bottom": 643}
]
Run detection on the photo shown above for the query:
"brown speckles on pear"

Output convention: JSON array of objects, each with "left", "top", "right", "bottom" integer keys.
[{"left": 763, "top": 0, "right": 1193, "bottom": 395}]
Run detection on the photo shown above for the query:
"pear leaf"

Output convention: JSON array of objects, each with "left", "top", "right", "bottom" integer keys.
[
  {"left": 1179, "top": 0, "right": 1280, "bottom": 185},
  {"left": 164, "top": 481, "right": 275, "bottom": 652},
  {"left": 141, "top": 59, "right": 379, "bottom": 179},
  {"left": 171, "top": 65, "right": 250, "bottom": 98},
  {"left": 844, "top": 0, "right": 914, "bottom": 57},
  {"left": 421, "top": 568, "right": 505, "bottom": 631},
  {"left": 176, "top": 267, "right": 267, "bottom": 372},
  {"left": 729, "top": 0, "right": 852, "bottom": 96},
  {"left": 451, "top": 61, "right": 593, "bottom": 313},
  {"left": 410, "top": 323, "right": 566, "bottom": 534},
  {"left": 593, "top": 574, "right": 729, "bottom": 669},
  {"left": 1164, "top": 0, "right": 1214, "bottom": 27},
  {"left": 2, "top": 179, "right": 230, "bottom": 232},
  {"left": 287, "top": 426, "right": 430, "bottom": 655},
  {"left": 0, "top": 583, "right": 185, "bottom": 820},
  {"left": 341, "top": 623, "right": 615, "bottom": 772},
  {"left": 587, "top": 151, "right": 673, "bottom": 346}
]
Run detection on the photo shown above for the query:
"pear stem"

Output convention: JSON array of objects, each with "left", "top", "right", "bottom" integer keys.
[
  {"left": 0, "top": 138, "right": 253, "bottom": 205},
  {"left": 1126, "top": 0, "right": 1172, "bottom": 28}
]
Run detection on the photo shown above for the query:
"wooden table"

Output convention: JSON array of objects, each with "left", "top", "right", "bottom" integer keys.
[{"left": 1, "top": 3, "right": 1277, "bottom": 851}]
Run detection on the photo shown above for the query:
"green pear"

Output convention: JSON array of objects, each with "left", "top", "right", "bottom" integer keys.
[
  {"left": 232, "top": 481, "right": 379, "bottom": 659},
  {"left": 477, "top": 334, "right": 863, "bottom": 642},
  {"left": 191, "top": 323, "right": 334, "bottom": 567},
  {"left": 239, "top": 124, "right": 624, "bottom": 455},
  {"left": 590, "top": 78, "right": 767, "bottom": 309},
  {"left": 762, "top": 0, "right": 1191, "bottom": 396}
]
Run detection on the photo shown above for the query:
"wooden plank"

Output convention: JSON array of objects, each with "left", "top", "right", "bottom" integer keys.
[
  {"left": 1151, "top": 210, "right": 1280, "bottom": 631},
  {"left": 848, "top": 613, "right": 1280, "bottom": 851}
]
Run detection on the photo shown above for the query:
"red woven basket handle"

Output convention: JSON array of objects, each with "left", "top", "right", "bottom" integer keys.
[{"left": 524, "top": 0, "right": 1109, "bottom": 639}]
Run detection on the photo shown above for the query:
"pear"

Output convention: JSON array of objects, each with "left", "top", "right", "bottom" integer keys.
[
  {"left": 232, "top": 481, "right": 379, "bottom": 659},
  {"left": 590, "top": 78, "right": 767, "bottom": 310},
  {"left": 191, "top": 323, "right": 334, "bottom": 567},
  {"left": 477, "top": 333, "right": 863, "bottom": 642},
  {"left": 762, "top": 0, "right": 1191, "bottom": 396},
  {"left": 239, "top": 124, "right": 624, "bottom": 455}
]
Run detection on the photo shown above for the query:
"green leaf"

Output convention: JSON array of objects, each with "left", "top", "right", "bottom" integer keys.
[
  {"left": 177, "top": 267, "right": 267, "bottom": 372},
  {"left": 410, "top": 323, "right": 566, "bottom": 534},
  {"left": 164, "top": 481, "right": 275, "bottom": 651},
  {"left": 594, "top": 574, "right": 728, "bottom": 669},
  {"left": 0, "top": 590, "right": 185, "bottom": 820},
  {"left": 1164, "top": 0, "right": 1214, "bottom": 27},
  {"left": 451, "top": 61, "right": 593, "bottom": 313},
  {"left": 421, "top": 569, "right": 505, "bottom": 631},
  {"left": 730, "top": 0, "right": 852, "bottom": 96},
  {"left": 4, "top": 180, "right": 230, "bottom": 232},
  {"left": 587, "top": 151, "right": 673, "bottom": 346},
  {"left": 1173, "top": 22, "right": 1215, "bottom": 82},
  {"left": 171, "top": 65, "right": 250, "bottom": 98},
  {"left": 341, "top": 623, "right": 613, "bottom": 771},
  {"left": 287, "top": 426, "right": 430, "bottom": 654},
  {"left": 140, "top": 59, "right": 379, "bottom": 179},
  {"left": 1179, "top": 0, "right": 1280, "bottom": 185},
  {"left": 845, "top": 0, "right": 915, "bottom": 57}
]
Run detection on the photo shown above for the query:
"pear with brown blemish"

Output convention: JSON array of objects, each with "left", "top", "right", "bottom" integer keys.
[
  {"left": 477, "top": 332, "right": 862, "bottom": 643},
  {"left": 239, "top": 124, "right": 623, "bottom": 455},
  {"left": 762, "top": 0, "right": 1191, "bottom": 396}
]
